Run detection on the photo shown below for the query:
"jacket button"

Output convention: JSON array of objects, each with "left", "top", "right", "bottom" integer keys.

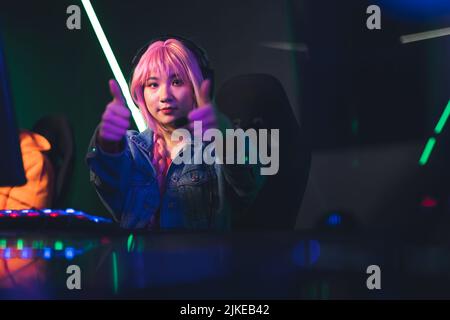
[{"left": 168, "top": 202, "right": 174, "bottom": 208}]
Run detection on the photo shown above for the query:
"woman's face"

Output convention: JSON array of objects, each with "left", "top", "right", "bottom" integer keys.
[{"left": 143, "top": 69, "right": 196, "bottom": 129}]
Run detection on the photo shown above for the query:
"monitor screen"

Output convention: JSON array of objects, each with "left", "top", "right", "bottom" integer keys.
[{"left": 0, "top": 35, "right": 26, "bottom": 187}]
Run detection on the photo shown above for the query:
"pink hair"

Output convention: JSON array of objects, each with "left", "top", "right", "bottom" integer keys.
[{"left": 129, "top": 38, "right": 205, "bottom": 132}]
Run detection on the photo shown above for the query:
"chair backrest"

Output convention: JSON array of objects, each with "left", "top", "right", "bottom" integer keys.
[
  {"left": 215, "top": 74, "right": 311, "bottom": 230},
  {"left": 32, "top": 115, "right": 74, "bottom": 208}
]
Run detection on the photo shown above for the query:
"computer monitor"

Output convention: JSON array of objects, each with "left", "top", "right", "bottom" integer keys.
[{"left": 0, "top": 35, "right": 26, "bottom": 187}]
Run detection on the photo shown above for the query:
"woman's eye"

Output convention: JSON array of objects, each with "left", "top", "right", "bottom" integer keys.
[
  {"left": 172, "top": 79, "right": 183, "bottom": 86},
  {"left": 147, "top": 82, "right": 158, "bottom": 88}
]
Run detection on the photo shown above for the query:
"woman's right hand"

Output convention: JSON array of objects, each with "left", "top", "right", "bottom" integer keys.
[{"left": 97, "top": 79, "right": 131, "bottom": 152}]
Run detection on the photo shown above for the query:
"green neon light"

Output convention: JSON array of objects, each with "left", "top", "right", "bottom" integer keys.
[
  {"left": 127, "top": 234, "right": 134, "bottom": 252},
  {"left": 0, "top": 239, "right": 6, "bottom": 249},
  {"left": 81, "top": 0, "right": 146, "bottom": 132},
  {"left": 54, "top": 241, "right": 64, "bottom": 251},
  {"left": 419, "top": 137, "right": 436, "bottom": 166},
  {"left": 434, "top": 100, "right": 450, "bottom": 135},
  {"left": 17, "top": 239, "right": 24, "bottom": 250},
  {"left": 112, "top": 251, "right": 119, "bottom": 294}
]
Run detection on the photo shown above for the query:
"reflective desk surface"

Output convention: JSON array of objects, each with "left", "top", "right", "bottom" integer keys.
[{"left": 1, "top": 223, "right": 450, "bottom": 299}]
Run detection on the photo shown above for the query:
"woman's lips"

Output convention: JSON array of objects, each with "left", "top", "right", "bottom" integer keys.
[{"left": 159, "top": 107, "right": 177, "bottom": 115}]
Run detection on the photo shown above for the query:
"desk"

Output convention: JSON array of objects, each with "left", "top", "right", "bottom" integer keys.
[{"left": 1, "top": 227, "right": 450, "bottom": 299}]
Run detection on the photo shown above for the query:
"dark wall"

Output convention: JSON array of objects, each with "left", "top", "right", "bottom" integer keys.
[{"left": 288, "top": 0, "right": 450, "bottom": 150}]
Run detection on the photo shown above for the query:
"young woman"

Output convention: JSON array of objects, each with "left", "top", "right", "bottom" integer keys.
[{"left": 86, "top": 36, "right": 263, "bottom": 230}]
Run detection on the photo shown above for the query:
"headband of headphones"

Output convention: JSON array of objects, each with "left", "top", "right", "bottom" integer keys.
[{"left": 130, "top": 34, "right": 215, "bottom": 88}]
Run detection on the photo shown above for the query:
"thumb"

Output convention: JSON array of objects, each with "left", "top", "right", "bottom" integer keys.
[
  {"left": 196, "top": 79, "right": 211, "bottom": 108},
  {"left": 109, "top": 79, "right": 126, "bottom": 105}
]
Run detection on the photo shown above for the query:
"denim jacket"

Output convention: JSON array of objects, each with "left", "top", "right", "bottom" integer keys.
[{"left": 86, "top": 127, "right": 263, "bottom": 230}]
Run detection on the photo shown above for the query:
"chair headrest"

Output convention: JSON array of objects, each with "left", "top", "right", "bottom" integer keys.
[
  {"left": 32, "top": 115, "right": 74, "bottom": 160},
  {"left": 215, "top": 73, "right": 301, "bottom": 138}
]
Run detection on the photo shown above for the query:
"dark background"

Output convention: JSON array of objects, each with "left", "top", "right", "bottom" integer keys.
[{"left": 1, "top": 0, "right": 449, "bottom": 230}]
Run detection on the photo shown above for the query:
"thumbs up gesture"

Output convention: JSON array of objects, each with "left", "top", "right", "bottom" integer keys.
[
  {"left": 99, "top": 79, "right": 131, "bottom": 142},
  {"left": 187, "top": 79, "right": 232, "bottom": 136},
  {"left": 97, "top": 79, "right": 131, "bottom": 153},
  {"left": 187, "top": 80, "right": 215, "bottom": 131}
]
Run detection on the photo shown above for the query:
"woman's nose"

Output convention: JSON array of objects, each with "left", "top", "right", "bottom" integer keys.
[{"left": 159, "top": 84, "right": 173, "bottom": 103}]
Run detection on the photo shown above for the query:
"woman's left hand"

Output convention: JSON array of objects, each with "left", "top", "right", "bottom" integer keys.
[
  {"left": 187, "top": 79, "right": 216, "bottom": 131},
  {"left": 187, "top": 80, "right": 232, "bottom": 137}
]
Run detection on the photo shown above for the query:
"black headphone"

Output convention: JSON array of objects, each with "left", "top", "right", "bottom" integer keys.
[{"left": 130, "top": 34, "right": 215, "bottom": 98}]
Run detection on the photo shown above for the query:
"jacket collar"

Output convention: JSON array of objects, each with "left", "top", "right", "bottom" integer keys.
[{"left": 129, "top": 128, "right": 155, "bottom": 153}]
